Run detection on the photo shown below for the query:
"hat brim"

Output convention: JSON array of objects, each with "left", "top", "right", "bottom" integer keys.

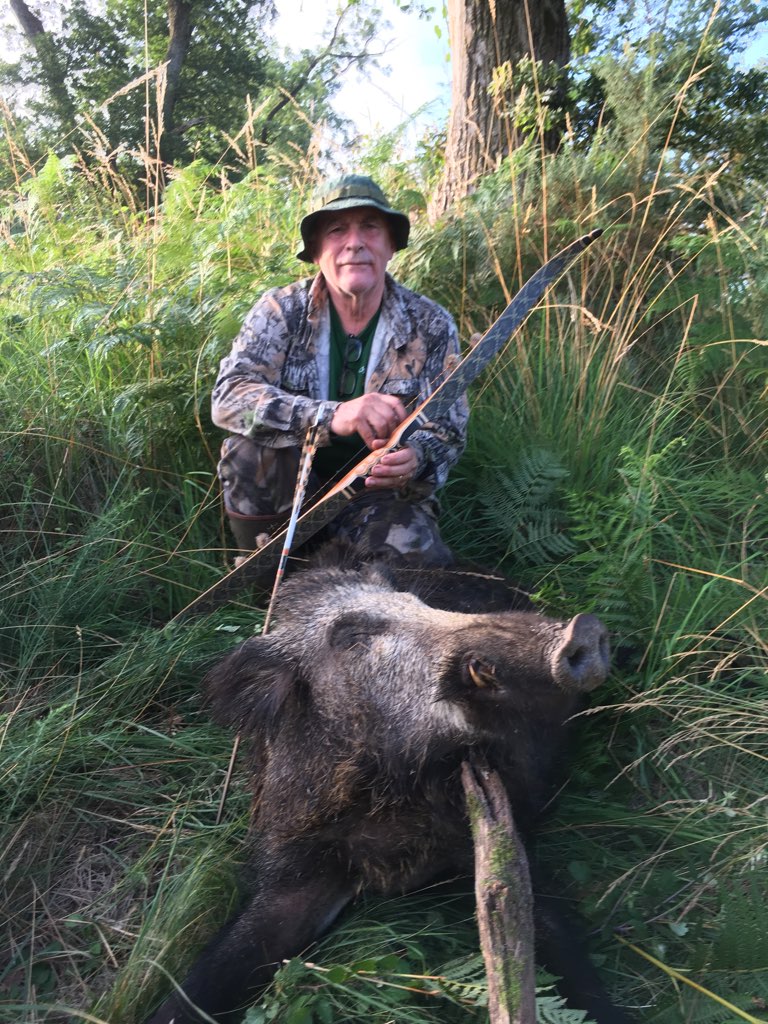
[{"left": 296, "top": 199, "right": 410, "bottom": 263}]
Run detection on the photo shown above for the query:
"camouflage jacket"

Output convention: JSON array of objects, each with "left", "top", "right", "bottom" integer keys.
[{"left": 211, "top": 273, "right": 469, "bottom": 492}]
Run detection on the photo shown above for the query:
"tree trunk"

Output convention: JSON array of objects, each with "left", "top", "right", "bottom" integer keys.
[
  {"left": 9, "top": 0, "right": 44, "bottom": 38},
  {"left": 9, "top": 0, "right": 78, "bottom": 127},
  {"left": 159, "top": 0, "right": 194, "bottom": 163},
  {"left": 430, "top": 0, "right": 570, "bottom": 219}
]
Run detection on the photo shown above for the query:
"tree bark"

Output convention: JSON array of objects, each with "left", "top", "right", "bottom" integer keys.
[
  {"left": 431, "top": 0, "right": 570, "bottom": 219},
  {"left": 461, "top": 756, "right": 536, "bottom": 1024}
]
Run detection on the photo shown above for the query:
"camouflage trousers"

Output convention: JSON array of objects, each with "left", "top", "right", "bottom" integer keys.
[{"left": 218, "top": 434, "right": 454, "bottom": 566}]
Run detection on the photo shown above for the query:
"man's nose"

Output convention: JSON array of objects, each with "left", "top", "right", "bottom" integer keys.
[{"left": 345, "top": 227, "right": 365, "bottom": 249}]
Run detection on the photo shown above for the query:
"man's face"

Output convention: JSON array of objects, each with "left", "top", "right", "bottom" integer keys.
[{"left": 314, "top": 208, "right": 394, "bottom": 304}]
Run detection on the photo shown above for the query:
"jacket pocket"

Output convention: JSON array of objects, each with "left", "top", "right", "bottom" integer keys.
[
  {"left": 281, "top": 361, "right": 311, "bottom": 396},
  {"left": 381, "top": 377, "right": 421, "bottom": 410}
]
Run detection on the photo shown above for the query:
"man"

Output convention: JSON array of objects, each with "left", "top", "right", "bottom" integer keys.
[{"left": 211, "top": 173, "right": 469, "bottom": 565}]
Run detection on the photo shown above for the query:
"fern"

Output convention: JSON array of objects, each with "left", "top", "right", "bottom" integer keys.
[
  {"left": 536, "top": 994, "right": 589, "bottom": 1023},
  {"left": 709, "top": 879, "right": 768, "bottom": 973},
  {"left": 477, "top": 447, "right": 576, "bottom": 567},
  {"left": 434, "top": 952, "right": 488, "bottom": 1005}
]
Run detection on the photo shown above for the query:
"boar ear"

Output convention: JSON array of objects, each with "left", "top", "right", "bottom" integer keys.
[
  {"left": 203, "top": 636, "right": 304, "bottom": 734},
  {"left": 328, "top": 611, "right": 389, "bottom": 651}
]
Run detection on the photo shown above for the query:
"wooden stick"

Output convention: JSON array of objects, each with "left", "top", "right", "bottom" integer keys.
[
  {"left": 215, "top": 733, "right": 240, "bottom": 826},
  {"left": 461, "top": 756, "right": 536, "bottom": 1024}
]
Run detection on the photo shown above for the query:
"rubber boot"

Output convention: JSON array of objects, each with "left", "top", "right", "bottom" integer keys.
[{"left": 226, "top": 512, "right": 286, "bottom": 565}]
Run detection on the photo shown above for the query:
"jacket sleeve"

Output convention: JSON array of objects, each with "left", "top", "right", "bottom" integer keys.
[
  {"left": 210, "top": 285, "right": 338, "bottom": 448},
  {"left": 405, "top": 308, "right": 469, "bottom": 492}
]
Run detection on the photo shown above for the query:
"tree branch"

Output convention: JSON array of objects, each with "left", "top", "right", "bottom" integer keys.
[
  {"left": 8, "top": 0, "right": 77, "bottom": 125},
  {"left": 9, "top": 0, "right": 45, "bottom": 41},
  {"left": 259, "top": 2, "right": 383, "bottom": 146}
]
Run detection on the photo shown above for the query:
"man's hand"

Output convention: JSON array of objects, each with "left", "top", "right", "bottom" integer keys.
[
  {"left": 330, "top": 393, "right": 406, "bottom": 449},
  {"left": 365, "top": 440, "right": 419, "bottom": 490},
  {"left": 330, "top": 394, "right": 419, "bottom": 490}
]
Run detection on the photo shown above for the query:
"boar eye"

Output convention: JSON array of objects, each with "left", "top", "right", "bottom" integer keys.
[{"left": 464, "top": 657, "right": 499, "bottom": 690}]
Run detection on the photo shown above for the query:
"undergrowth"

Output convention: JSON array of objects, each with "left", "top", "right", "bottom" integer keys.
[{"left": 1, "top": 54, "right": 767, "bottom": 1024}]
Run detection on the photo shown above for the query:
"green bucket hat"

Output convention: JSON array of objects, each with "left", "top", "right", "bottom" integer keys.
[{"left": 297, "top": 173, "right": 410, "bottom": 263}]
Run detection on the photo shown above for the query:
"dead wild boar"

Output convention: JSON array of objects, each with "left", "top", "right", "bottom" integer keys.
[{"left": 145, "top": 564, "right": 633, "bottom": 1024}]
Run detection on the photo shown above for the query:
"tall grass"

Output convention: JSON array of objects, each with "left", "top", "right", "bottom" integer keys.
[{"left": 1, "top": 68, "right": 766, "bottom": 1024}]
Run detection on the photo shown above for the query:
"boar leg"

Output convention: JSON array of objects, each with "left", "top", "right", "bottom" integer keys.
[
  {"left": 534, "top": 892, "right": 635, "bottom": 1024},
  {"left": 145, "top": 871, "right": 355, "bottom": 1024}
]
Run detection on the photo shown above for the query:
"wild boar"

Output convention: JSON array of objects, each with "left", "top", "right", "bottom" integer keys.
[{"left": 145, "top": 564, "right": 632, "bottom": 1024}]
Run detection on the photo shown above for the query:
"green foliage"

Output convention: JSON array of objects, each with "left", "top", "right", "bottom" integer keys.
[
  {"left": 536, "top": 984, "right": 590, "bottom": 1022},
  {"left": 143, "top": 888, "right": 476, "bottom": 1024},
  {"left": 1, "top": 0, "right": 381, "bottom": 175},
  {"left": 477, "top": 446, "right": 575, "bottom": 566},
  {"left": 4, "top": 0, "right": 259, "bottom": 161},
  {"left": 238, "top": 898, "right": 593, "bottom": 1023},
  {"left": 490, "top": 55, "right": 571, "bottom": 141},
  {"left": 709, "top": 879, "right": 768, "bottom": 973},
  {"left": 566, "top": 0, "right": 768, "bottom": 179},
  {"left": 440, "top": 425, "right": 576, "bottom": 568},
  {"left": 1, "top": 36, "right": 767, "bottom": 1022}
]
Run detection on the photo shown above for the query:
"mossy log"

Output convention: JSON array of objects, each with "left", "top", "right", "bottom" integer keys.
[{"left": 461, "top": 756, "right": 536, "bottom": 1024}]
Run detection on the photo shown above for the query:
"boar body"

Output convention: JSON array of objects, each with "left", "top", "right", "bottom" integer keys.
[{"left": 146, "top": 565, "right": 631, "bottom": 1024}]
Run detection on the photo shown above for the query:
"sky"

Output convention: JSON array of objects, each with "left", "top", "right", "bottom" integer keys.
[{"left": 271, "top": 0, "right": 451, "bottom": 139}]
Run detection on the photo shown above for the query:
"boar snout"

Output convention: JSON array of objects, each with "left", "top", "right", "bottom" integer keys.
[{"left": 551, "top": 613, "right": 610, "bottom": 692}]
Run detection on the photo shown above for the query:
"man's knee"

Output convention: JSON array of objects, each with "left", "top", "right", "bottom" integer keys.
[{"left": 329, "top": 494, "right": 453, "bottom": 566}]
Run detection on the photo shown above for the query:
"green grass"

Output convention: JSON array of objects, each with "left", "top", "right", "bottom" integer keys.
[{"left": 1, "top": 86, "right": 767, "bottom": 1024}]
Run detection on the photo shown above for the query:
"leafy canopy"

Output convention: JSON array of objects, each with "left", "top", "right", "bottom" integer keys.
[
  {"left": 566, "top": 0, "right": 768, "bottom": 177},
  {"left": 1, "top": 0, "right": 380, "bottom": 171}
]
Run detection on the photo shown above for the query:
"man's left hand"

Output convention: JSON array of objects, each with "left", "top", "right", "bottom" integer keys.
[{"left": 365, "top": 441, "right": 419, "bottom": 490}]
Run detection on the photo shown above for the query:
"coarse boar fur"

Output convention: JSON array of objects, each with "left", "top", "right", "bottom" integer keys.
[{"left": 145, "top": 562, "right": 633, "bottom": 1024}]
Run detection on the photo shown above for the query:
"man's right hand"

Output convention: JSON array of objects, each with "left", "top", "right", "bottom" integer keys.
[{"left": 330, "top": 393, "right": 407, "bottom": 449}]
